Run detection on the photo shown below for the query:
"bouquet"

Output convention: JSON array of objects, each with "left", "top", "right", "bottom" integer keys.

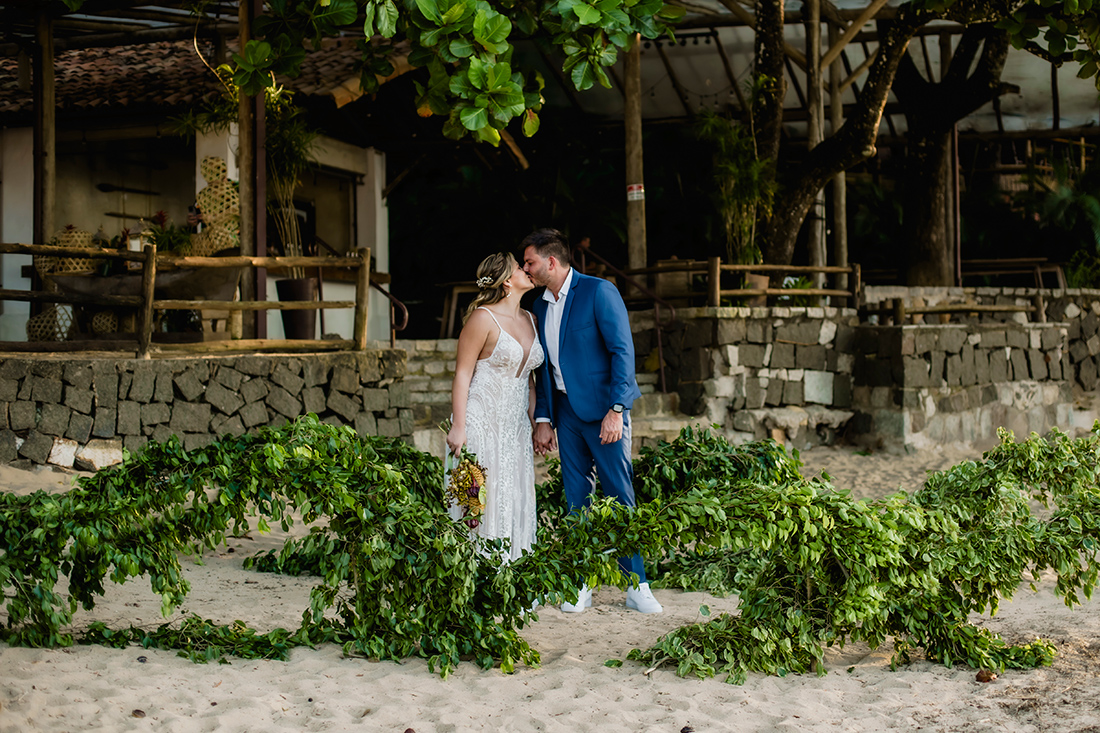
[{"left": 440, "top": 419, "right": 488, "bottom": 529}]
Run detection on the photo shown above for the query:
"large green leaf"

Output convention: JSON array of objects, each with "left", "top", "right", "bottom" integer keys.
[
  {"left": 460, "top": 105, "right": 489, "bottom": 130},
  {"left": 314, "top": 0, "right": 358, "bottom": 27},
  {"left": 467, "top": 56, "right": 489, "bottom": 88},
  {"left": 378, "top": 0, "right": 399, "bottom": 37},
  {"left": 450, "top": 37, "right": 476, "bottom": 57},
  {"left": 574, "top": 3, "right": 602, "bottom": 25},
  {"left": 416, "top": 0, "right": 442, "bottom": 23}
]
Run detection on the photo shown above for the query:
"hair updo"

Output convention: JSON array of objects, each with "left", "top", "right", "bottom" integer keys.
[{"left": 463, "top": 252, "right": 516, "bottom": 324}]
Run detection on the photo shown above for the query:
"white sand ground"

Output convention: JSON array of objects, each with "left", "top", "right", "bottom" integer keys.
[{"left": 3, "top": 446, "right": 1100, "bottom": 733}]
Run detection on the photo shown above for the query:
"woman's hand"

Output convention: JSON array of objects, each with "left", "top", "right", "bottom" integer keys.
[{"left": 446, "top": 425, "right": 466, "bottom": 456}]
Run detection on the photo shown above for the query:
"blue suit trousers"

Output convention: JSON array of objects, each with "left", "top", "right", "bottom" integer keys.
[{"left": 554, "top": 390, "right": 646, "bottom": 584}]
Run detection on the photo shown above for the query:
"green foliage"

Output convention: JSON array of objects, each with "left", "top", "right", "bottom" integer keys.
[
  {"left": 630, "top": 426, "right": 1100, "bottom": 683},
  {"left": 214, "top": 0, "right": 678, "bottom": 146},
  {"left": 695, "top": 100, "right": 777, "bottom": 265},
  {"left": 996, "top": 0, "right": 1100, "bottom": 87},
  {"left": 6, "top": 419, "right": 1100, "bottom": 686}
]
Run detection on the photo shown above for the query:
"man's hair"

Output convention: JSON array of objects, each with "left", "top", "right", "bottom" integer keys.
[{"left": 521, "top": 228, "right": 571, "bottom": 267}]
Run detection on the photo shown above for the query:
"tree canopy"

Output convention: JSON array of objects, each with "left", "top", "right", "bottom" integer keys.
[{"left": 228, "top": 0, "right": 684, "bottom": 145}]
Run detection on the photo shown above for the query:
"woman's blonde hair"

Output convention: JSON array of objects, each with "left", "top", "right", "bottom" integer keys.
[{"left": 463, "top": 252, "right": 515, "bottom": 324}]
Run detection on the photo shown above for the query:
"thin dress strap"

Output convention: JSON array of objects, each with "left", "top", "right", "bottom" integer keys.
[{"left": 477, "top": 306, "right": 503, "bottom": 330}]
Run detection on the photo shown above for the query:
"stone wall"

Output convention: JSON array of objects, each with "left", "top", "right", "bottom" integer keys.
[
  {"left": 863, "top": 286, "right": 1100, "bottom": 394},
  {"left": 849, "top": 322, "right": 1073, "bottom": 450},
  {"left": 631, "top": 306, "right": 859, "bottom": 448},
  {"left": 0, "top": 350, "right": 410, "bottom": 470}
]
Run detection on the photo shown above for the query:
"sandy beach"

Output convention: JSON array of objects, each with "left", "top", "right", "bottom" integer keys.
[{"left": 3, "top": 444, "right": 1100, "bottom": 733}]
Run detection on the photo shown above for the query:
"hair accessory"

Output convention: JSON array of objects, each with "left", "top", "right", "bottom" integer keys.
[{"left": 476, "top": 275, "right": 494, "bottom": 289}]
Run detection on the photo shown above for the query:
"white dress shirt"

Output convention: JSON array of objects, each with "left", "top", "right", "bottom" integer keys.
[{"left": 542, "top": 266, "right": 574, "bottom": 394}]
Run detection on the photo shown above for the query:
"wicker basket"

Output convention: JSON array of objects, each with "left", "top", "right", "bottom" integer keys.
[
  {"left": 36, "top": 227, "right": 98, "bottom": 277},
  {"left": 26, "top": 305, "right": 73, "bottom": 342}
]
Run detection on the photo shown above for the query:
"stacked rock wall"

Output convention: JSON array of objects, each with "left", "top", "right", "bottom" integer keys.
[
  {"left": 631, "top": 306, "right": 860, "bottom": 448},
  {"left": 863, "top": 287, "right": 1100, "bottom": 394},
  {"left": 850, "top": 322, "right": 1072, "bottom": 450},
  {"left": 0, "top": 350, "right": 410, "bottom": 470}
]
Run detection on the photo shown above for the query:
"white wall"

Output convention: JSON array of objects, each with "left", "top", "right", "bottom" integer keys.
[
  {"left": 0, "top": 128, "right": 33, "bottom": 341},
  {"left": 264, "top": 137, "right": 390, "bottom": 343}
]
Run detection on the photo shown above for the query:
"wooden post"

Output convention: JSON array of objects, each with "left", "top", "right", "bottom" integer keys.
[
  {"left": 1032, "top": 293, "right": 1046, "bottom": 323},
  {"left": 137, "top": 244, "right": 157, "bottom": 359},
  {"left": 829, "top": 24, "right": 848, "bottom": 292},
  {"left": 253, "top": 0, "right": 267, "bottom": 340},
  {"left": 850, "top": 263, "right": 861, "bottom": 309},
  {"left": 32, "top": 7, "right": 55, "bottom": 246},
  {"left": 707, "top": 257, "right": 721, "bottom": 307},
  {"left": 237, "top": 0, "right": 255, "bottom": 337},
  {"left": 892, "top": 298, "right": 906, "bottom": 326},
  {"left": 624, "top": 34, "right": 646, "bottom": 272},
  {"left": 353, "top": 247, "right": 371, "bottom": 350},
  {"left": 805, "top": 0, "right": 826, "bottom": 295}
]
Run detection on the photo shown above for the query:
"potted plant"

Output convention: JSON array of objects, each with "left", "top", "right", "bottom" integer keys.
[{"left": 175, "top": 68, "right": 320, "bottom": 338}]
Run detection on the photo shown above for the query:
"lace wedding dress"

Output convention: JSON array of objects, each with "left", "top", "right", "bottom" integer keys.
[{"left": 456, "top": 307, "right": 544, "bottom": 562}]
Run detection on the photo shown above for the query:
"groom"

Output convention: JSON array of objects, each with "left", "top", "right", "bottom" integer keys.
[{"left": 522, "top": 228, "right": 662, "bottom": 615}]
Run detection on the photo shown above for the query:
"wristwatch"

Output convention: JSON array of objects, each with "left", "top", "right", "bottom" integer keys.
[{"left": 611, "top": 403, "right": 624, "bottom": 414}]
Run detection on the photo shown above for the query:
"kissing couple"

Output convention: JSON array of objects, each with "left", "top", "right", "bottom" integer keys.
[{"left": 446, "top": 228, "right": 662, "bottom": 614}]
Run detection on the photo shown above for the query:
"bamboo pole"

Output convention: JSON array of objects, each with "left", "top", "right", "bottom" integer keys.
[
  {"left": 156, "top": 255, "right": 362, "bottom": 269},
  {"left": 829, "top": 24, "right": 848, "bottom": 292},
  {"left": 152, "top": 339, "right": 355, "bottom": 354},
  {"left": 0, "top": 242, "right": 145, "bottom": 260},
  {"left": 0, "top": 288, "right": 141, "bottom": 307},
  {"left": 352, "top": 247, "right": 371, "bottom": 350},
  {"left": 137, "top": 244, "right": 157, "bottom": 359},
  {"left": 153, "top": 299, "right": 355, "bottom": 311}
]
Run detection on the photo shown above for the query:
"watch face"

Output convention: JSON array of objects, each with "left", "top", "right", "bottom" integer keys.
[{"left": 612, "top": 404, "right": 624, "bottom": 413}]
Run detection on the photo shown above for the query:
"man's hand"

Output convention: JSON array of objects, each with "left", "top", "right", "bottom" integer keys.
[
  {"left": 533, "top": 422, "right": 557, "bottom": 455},
  {"left": 600, "top": 410, "right": 623, "bottom": 445}
]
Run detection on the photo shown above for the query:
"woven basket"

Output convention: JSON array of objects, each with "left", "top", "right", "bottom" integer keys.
[
  {"left": 26, "top": 305, "right": 73, "bottom": 342},
  {"left": 37, "top": 228, "right": 98, "bottom": 276},
  {"left": 91, "top": 310, "right": 118, "bottom": 335}
]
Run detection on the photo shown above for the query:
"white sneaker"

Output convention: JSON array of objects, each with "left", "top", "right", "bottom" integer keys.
[
  {"left": 561, "top": 585, "right": 593, "bottom": 613},
  {"left": 625, "top": 582, "right": 663, "bottom": 614}
]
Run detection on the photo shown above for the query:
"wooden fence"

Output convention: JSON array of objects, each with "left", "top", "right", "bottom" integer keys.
[
  {"left": 616, "top": 257, "right": 862, "bottom": 307},
  {"left": 0, "top": 242, "right": 371, "bottom": 358}
]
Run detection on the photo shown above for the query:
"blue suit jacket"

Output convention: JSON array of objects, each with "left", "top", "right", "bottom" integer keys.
[{"left": 532, "top": 271, "right": 642, "bottom": 425}]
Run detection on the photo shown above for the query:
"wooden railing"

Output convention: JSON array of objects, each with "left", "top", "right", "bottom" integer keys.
[
  {"left": 868, "top": 295, "right": 1047, "bottom": 325},
  {"left": 0, "top": 242, "right": 371, "bottom": 357},
  {"left": 614, "top": 257, "right": 862, "bottom": 307}
]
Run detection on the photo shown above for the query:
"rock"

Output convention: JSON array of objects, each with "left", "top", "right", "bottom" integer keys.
[
  {"left": 47, "top": 437, "right": 79, "bottom": 468},
  {"left": 74, "top": 439, "right": 124, "bottom": 471}
]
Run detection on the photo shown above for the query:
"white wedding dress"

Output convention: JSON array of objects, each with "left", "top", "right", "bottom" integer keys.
[{"left": 455, "top": 307, "right": 544, "bottom": 562}]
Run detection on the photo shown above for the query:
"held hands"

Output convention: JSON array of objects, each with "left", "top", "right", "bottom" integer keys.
[
  {"left": 532, "top": 422, "right": 557, "bottom": 455},
  {"left": 600, "top": 410, "right": 624, "bottom": 445},
  {"left": 446, "top": 425, "right": 466, "bottom": 456}
]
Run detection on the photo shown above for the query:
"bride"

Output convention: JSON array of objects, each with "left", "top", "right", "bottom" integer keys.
[{"left": 446, "top": 252, "right": 544, "bottom": 561}]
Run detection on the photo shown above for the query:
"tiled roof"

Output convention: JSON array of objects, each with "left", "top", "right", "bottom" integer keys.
[{"left": 0, "top": 38, "right": 368, "bottom": 117}]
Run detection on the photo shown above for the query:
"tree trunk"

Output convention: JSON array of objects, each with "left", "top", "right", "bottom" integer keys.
[
  {"left": 758, "top": 3, "right": 940, "bottom": 265},
  {"left": 891, "top": 25, "right": 1014, "bottom": 285},
  {"left": 902, "top": 128, "right": 954, "bottom": 285}
]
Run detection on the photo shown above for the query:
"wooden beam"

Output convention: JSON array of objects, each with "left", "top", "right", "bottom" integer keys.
[
  {"left": 537, "top": 47, "right": 584, "bottom": 112},
  {"left": 785, "top": 55, "right": 807, "bottom": 111},
  {"left": 918, "top": 34, "right": 934, "bottom": 80},
  {"left": 711, "top": 29, "right": 748, "bottom": 115},
  {"left": 352, "top": 247, "right": 370, "bottom": 350},
  {"left": 0, "top": 23, "right": 237, "bottom": 57},
  {"left": 625, "top": 35, "right": 647, "bottom": 270},
  {"left": 713, "top": 0, "right": 807, "bottom": 69},
  {"left": 839, "top": 48, "right": 876, "bottom": 92},
  {"left": 1051, "top": 61, "right": 1060, "bottom": 131},
  {"left": 655, "top": 41, "right": 694, "bottom": 116},
  {"left": 829, "top": 23, "right": 848, "bottom": 291},
  {"left": 137, "top": 244, "right": 156, "bottom": 359},
  {"left": 820, "top": 0, "right": 890, "bottom": 70},
  {"left": 32, "top": 7, "right": 55, "bottom": 247},
  {"left": 805, "top": 0, "right": 826, "bottom": 291}
]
